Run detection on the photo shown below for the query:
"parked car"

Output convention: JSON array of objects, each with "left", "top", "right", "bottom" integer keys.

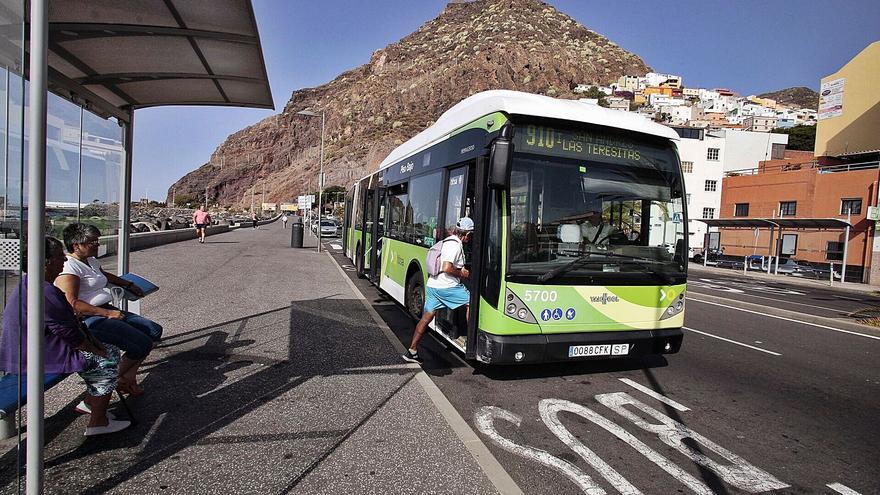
[
  {"left": 791, "top": 260, "right": 842, "bottom": 280},
  {"left": 318, "top": 220, "right": 338, "bottom": 237}
]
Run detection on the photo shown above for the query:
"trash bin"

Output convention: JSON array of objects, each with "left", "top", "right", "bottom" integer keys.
[{"left": 290, "top": 215, "right": 303, "bottom": 248}]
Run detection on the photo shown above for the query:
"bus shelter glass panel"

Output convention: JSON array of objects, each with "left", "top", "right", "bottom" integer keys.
[
  {"left": 81, "top": 111, "right": 124, "bottom": 270},
  {"left": 0, "top": 3, "right": 26, "bottom": 487},
  {"left": 46, "top": 92, "right": 82, "bottom": 240}
]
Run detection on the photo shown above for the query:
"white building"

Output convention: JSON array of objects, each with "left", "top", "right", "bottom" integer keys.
[
  {"left": 675, "top": 128, "right": 789, "bottom": 248},
  {"left": 659, "top": 104, "right": 694, "bottom": 125},
  {"left": 617, "top": 75, "right": 641, "bottom": 92},
  {"left": 717, "top": 128, "right": 788, "bottom": 172},
  {"left": 645, "top": 72, "right": 682, "bottom": 88},
  {"left": 607, "top": 97, "right": 630, "bottom": 112},
  {"left": 682, "top": 87, "right": 701, "bottom": 98}
]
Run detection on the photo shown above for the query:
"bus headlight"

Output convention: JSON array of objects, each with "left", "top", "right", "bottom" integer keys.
[
  {"left": 503, "top": 288, "right": 537, "bottom": 324},
  {"left": 659, "top": 293, "right": 685, "bottom": 320}
]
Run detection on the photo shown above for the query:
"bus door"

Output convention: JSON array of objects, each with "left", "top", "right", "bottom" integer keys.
[
  {"left": 368, "top": 184, "right": 386, "bottom": 284},
  {"left": 434, "top": 163, "right": 476, "bottom": 346},
  {"left": 343, "top": 191, "right": 353, "bottom": 257},
  {"left": 358, "top": 173, "right": 379, "bottom": 277}
]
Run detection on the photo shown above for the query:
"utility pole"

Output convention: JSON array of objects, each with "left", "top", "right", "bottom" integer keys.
[
  {"left": 250, "top": 183, "right": 255, "bottom": 213},
  {"left": 205, "top": 185, "right": 209, "bottom": 209}
]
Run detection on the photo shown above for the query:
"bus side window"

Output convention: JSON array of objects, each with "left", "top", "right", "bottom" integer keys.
[
  {"left": 386, "top": 182, "right": 408, "bottom": 240},
  {"left": 444, "top": 166, "right": 467, "bottom": 237}
]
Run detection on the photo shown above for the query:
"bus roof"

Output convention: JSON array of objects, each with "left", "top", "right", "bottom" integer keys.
[{"left": 378, "top": 90, "right": 680, "bottom": 171}]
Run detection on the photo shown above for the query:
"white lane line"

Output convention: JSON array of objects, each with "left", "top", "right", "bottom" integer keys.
[
  {"left": 688, "top": 290, "right": 850, "bottom": 315},
  {"left": 688, "top": 298, "right": 880, "bottom": 342},
  {"left": 834, "top": 295, "right": 862, "bottom": 302},
  {"left": 827, "top": 482, "right": 863, "bottom": 495},
  {"left": 683, "top": 326, "right": 782, "bottom": 356},
  {"left": 619, "top": 378, "right": 690, "bottom": 411}
]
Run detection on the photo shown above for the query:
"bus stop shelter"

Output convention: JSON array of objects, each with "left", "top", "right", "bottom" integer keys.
[
  {"left": 7, "top": 1, "right": 273, "bottom": 491},
  {"left": 697, "top": 218, "right": 854, "bottom": 276}
]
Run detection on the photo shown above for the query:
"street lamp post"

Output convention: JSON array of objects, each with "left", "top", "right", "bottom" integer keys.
[{"left": 297, "top": 109, "right": 325, "bottom": 253}]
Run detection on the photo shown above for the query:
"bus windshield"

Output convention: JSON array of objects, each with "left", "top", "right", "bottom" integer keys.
[{"left": 508, "top": 124, "right": 685, "bottom": 283}]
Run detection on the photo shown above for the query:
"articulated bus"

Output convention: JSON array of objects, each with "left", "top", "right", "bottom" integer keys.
[{"left": 343, "top": 90, "right": 687, "bottom": 364}]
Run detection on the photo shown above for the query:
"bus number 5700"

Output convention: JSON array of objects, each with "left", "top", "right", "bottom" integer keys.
[{"left": 523, "top": 290, "right": 557, "bottom": 303}]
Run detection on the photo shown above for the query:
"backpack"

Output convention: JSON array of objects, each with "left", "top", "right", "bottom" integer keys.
[{"left": 426, "top": 237, "right": 454, "bottom": 277}]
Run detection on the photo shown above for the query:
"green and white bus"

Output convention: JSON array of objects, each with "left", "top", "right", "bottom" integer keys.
[{"left": 343, "top": 90, "right": 687, "bottom": 364}]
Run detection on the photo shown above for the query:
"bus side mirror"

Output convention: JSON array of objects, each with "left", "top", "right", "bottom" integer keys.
[{"left": 488, "top": 138, "right": 512, "bottom": 189}]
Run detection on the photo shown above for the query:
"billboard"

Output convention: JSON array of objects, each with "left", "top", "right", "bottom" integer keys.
[
  {"left": 280, "top": 203, "right": 298, "bottom": 211},
  {"left": 818, "top": 78, "right": 844, "bottom": 120},
  {"left": 261, "top": 203, "right": 277, "bottom": 211}
]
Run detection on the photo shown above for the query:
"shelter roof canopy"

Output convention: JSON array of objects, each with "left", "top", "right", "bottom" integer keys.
[
  {"left": 38, "top": 0, "right": 273, "bottom": 121},
  {"left": 698, "top": 218, "right": 853, "bottom": 230}
]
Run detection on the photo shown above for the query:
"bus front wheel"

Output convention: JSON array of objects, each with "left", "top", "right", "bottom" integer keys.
[{"left": 405, "top": 273, "right": 424, "bottom": 321}]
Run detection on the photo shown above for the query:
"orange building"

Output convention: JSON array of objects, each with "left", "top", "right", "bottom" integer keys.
[{"left": 718, "top": 153, "right": 878, "bottom": 282}]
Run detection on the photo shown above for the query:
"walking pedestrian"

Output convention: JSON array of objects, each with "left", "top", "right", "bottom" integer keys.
[
  {"left": 281, "top": 214, "right": 289, "bottom": 229},
  {"left": 402, "top": 217, "right": 474, "bottom": 363},
  {"left": 192, "top": 206, "right": 211, "bottom": 244},
  {"left": 252, "top": 211, "right": 258, "bottom": 229}
]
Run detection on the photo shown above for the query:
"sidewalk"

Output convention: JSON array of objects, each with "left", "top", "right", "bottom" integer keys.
[
  {"left": 688, "top": 262, "right": 880, "bottom": 295},
  {"left": 0, "top": 222, "right": 505, "bottom": 494}
]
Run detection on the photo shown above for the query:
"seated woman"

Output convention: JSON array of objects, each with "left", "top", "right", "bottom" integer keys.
[
  {"left": 54, "top": 223, "right": 163, "bottom": 396},
  {"left": 0, "top": 237, "right": 130, "bottom": 436}
]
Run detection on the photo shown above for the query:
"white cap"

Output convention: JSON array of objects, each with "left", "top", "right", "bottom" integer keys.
[{"left": 456, "top": 217, "right": 474, "bottom": 231}]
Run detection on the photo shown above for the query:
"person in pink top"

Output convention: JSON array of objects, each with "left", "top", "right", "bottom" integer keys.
[{"left": 192, "top": 206, "right": 211, "bottom": 244}]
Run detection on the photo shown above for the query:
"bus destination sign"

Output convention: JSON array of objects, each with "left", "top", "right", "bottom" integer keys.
[{"left": 514, "top": 124, "right": 646, "bottom": 164}]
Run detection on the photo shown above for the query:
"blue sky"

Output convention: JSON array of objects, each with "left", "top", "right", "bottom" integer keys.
[{"left": 133, "top": 0, "right": 880, "bottom": 200}]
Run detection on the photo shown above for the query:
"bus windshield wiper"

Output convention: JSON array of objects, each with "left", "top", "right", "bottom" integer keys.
[{"left": 536, "top": 251, "right": 666, "bottom": 283}]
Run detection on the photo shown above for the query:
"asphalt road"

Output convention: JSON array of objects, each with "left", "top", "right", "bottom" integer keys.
[
  {"left": 686, "top": 267, "right": 880, "bottom": 322},
  {"left": 323, "top": 238, "right": 880, "bottom": 495}
]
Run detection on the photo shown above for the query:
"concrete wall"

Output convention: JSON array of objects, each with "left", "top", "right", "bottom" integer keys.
[{"left": 99, "top": 225, "right": 233, "bottom": 256}]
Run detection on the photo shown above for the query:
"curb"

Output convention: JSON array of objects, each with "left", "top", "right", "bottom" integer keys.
[
  {"left": 686, "top": 291, "right": 880, "bottom": 336},
  {"left": 325, "top": 250, "right": 524, "bottom": 495}
]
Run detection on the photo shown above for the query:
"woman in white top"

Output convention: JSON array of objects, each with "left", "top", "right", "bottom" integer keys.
[{"left": 55, "top": 223, "right": 163, "bottom": 396}]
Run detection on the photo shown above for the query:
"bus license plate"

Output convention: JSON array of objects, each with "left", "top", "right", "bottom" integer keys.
[{"left": 568, "top": 344, "right": 629, "bottom": 358}]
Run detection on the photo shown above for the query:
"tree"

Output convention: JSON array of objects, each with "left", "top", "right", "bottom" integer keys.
[
  {"left": 583, "top": 86, "right": 609, "bottom": 107},
  {"left": 772, "top": 125, "right": 816, "bottom": 151}
]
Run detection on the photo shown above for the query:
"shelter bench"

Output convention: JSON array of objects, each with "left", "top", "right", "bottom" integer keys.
[{"left": 0, "top": 373, "right": 134, "bottom": 439}]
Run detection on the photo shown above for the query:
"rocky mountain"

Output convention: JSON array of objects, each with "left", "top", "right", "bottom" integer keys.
[
  {"left": 167, "top": 0, "right": 652, "bottom": 208},
  {"left": 757, "top": 86, "right": 818, "bottom": 110}
]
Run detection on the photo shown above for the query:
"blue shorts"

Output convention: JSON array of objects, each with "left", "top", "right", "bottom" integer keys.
[{"left": 424, "top": 284, "right": 470, "bottom": 313}]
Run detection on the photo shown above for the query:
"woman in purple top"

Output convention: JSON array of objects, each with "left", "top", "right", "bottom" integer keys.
[{"left": 0, "top": 237, "right": 130, "bottom": 436}]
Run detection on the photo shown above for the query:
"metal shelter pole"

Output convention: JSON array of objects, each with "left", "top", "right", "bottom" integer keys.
[
  {"left": 118, "top": 109, "right": 134, "bottom": 278},
  {"left": 841, "top": 212, "right": 851, "bottom": 282},
  {"left": 774, "top": 229, "right": 782, "bottom": 275},
  {"left": 317, "top": 111, "right": 324, "bottom": 253},
  {"left": 26, "top": 1, "right": 48, "bottom": 492},
  {"left": 767, "top": 226, "right": 774, "bottom": 274}
]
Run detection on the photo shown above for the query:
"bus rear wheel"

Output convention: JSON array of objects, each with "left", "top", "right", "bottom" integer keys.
[{"left": 405, "top": 273, "right": 424, "bottom": 321}]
